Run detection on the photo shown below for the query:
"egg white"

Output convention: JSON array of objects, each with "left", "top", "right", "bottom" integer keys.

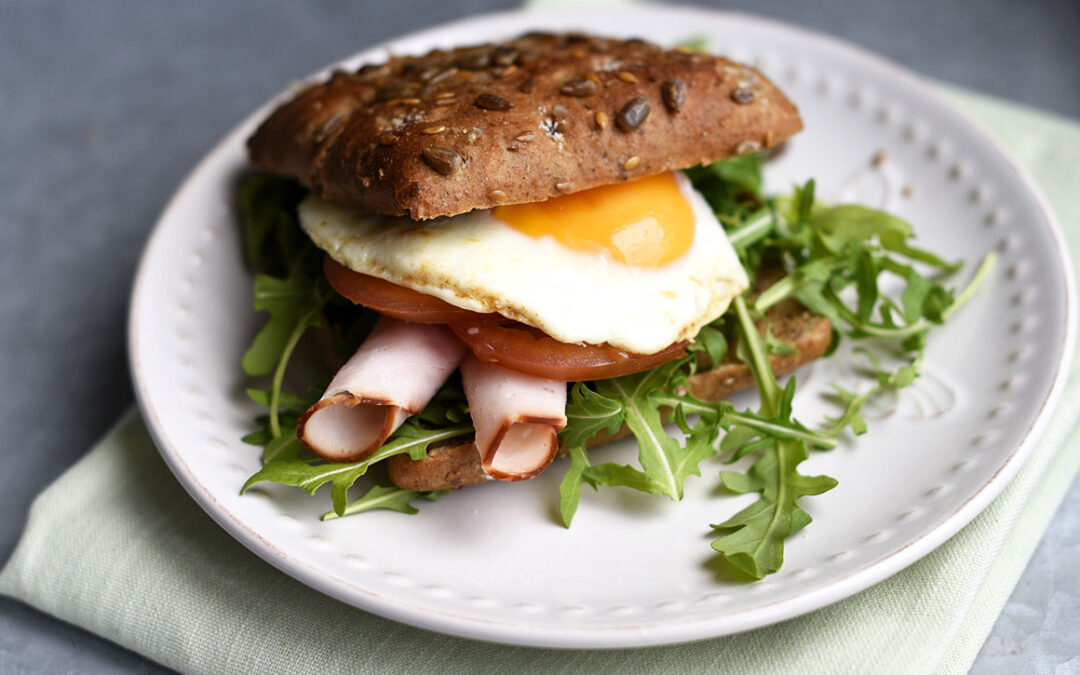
[{"left": 299, "top": 171, "right": 749, "bottom": 355}]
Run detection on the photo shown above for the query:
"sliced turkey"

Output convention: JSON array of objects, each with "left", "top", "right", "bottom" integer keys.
[
  {"left": 298, "top": 317, "right": 467, "bottom": 461},
  {"left": 460, "top": 355, "right": 567, "bottom": 480}
]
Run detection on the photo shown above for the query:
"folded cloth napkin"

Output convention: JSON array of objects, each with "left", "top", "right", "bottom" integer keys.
[{"left": 2, "top": 87, "right": 1079, "bottom": 675}]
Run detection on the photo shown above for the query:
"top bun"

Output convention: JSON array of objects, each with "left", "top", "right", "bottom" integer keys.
[{"left": 247, "top": 32, "right": 802, "bottom": 219}]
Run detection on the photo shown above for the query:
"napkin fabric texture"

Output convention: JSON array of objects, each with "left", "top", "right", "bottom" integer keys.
[{"left": 2, "top": 86, "right": 1079, "bottom": 675}]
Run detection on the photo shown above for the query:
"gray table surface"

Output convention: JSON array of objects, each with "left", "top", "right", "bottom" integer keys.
[{"left": 1, "top": 1, "right": 1078, "bottom": 673}]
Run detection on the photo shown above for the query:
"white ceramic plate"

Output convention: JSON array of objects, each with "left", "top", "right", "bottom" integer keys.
[{"left": 129, "top": 7, "right": 1074, "bottom": 648}]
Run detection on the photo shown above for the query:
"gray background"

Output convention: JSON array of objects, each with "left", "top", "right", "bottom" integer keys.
[{"left": 1, "top": 0, "right": 1078, "bottom": 672}]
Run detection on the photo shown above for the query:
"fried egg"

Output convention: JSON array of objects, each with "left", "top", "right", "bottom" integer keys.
[{"left": 299, "top": 171, "right": 749, "bottom": 355}]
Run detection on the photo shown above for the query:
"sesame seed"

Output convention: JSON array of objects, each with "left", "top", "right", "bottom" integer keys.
[{"left": 623, "top": 156, "right": 642, "bottom": 171}]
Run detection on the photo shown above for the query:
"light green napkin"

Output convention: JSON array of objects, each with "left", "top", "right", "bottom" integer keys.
[{"left": 2, "top": 88, "right": 1079, "bottom": 675}]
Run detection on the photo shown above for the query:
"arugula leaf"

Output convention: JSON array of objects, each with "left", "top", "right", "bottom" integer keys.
[
  {"left": 811, "top": 204, "right": 913, "bottom": 254},
  {"left": 600, "top": 379, "right": 683, "bottom": 498},
  {"left": 584, "top": 462, "right": 668, "bottom": 495},
  {"left": 594, "top": 360, "right": 719, "bottom": 499},
  {"left": 726, "top": 208, "right": 776, "bottom": 253},
  {"left": 561, "top": 383, "right": 624, "bottom": 450},
  {"left": 558, "top": 446, "right": 592, "bottom": 527},
  {"left": 711, "top": 438, "right": 838, "bottom": 578},
  {"left": 690, "top": 323, "right": 729, "bottom": 366},
  {"left": 709, "top": 297, "right": 839, "bottom": 578},
  {"left": 320, "top": 485, "right": 427, "bottom": 520},
  {"left": 417, "top": 384, "right": 470, "bottom": 427},
  {"left": 557, "top": 356, "right": 725, "bottom": 512},
  {"left": 676, "top": 36, "right": 709, "bottom": 52},
  {"left": 243, "top": 272, "right": 326, "bottom": 376},
  {"left": 707, "top": 154, "right": 763, "bottom": 196},
  {"left": 821, "top": 385, "right": 872, "bottom": 436},
  {"left": 246, "top": 388, "right": 311, "bottom": 410},
  {"left": 242, "top": 409, "right": 303, "bottom": 449},
  {"left": 243, "top": 271, "right": 330, "bottom": 437},
  {"left": 239, "top": 173, "right": 308, "bottom": 275},
  {"left": 684, "top": 154, "right": 764, "bottom": 222},
  {"left": 732, "top": 297, "right": 782, "bottom": 413},
  {"left": 242, "top": 422, "right": 472, "bottom": 516},
  {"left": 263, "top": 434, "right": 307, "bottom": 463}
]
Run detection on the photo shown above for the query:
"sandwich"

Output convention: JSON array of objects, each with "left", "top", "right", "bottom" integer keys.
[
  {"left": 241, "top": 31, "right": 984, "bottom": 578},
  {"left": 246, "top": 31, "right": 821, "bottom": 484}
]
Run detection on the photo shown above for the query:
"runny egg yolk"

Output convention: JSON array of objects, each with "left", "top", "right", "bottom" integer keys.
[{"left": 493, "top": 172, "right": 695, "bottom": 267}]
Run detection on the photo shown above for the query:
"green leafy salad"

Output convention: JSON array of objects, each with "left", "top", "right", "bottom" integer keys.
[{"left": 238, "top": 153, "right": 993, "bottom": 580}]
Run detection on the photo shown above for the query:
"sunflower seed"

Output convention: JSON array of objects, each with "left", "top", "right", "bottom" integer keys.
[
  {"left": 560, "top": 78, "right": 598, "bottom": 97},
  {"left": 735, "top": 139, "right": 762, "bottom": 155},
  {"left": 731, "top": 87, "right": 755, "bottom": 104},
  {"left": 661, "top": 78, "right": 687, "bottom": 112},
  {"left": 616, "top": 96, "right": 650, "bottom": 131},
  {"left": 454, "top": 51, "right": 491, "bottom": 70},
  {"left": 422, "top": 147, "right": 464, "bottom": 175},
  {"left": 463, "top": 127, "right": 484, "bottom": 144},
  {"left": 313, "top": 113, "right": 344, "bottom": 142},
  {"left": 428, "top": 67, "right": 459, "bottom": 85},
  {"left": 492, "top": 46, "right": 519, "bottom": 67},
  {"left": 515, "top": 50, "right": 540, "bottom": 66},
  {"left": 474, "top": 93, "right": 514, "bottom": 111}
]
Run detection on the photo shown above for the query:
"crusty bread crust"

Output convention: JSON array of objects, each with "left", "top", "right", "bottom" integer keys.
[
  {"left": 387, "top": 298, "right": 832, "bottom": 491},
  {"left": 248, "top": 32, "right": 802, "bottom": 219}
]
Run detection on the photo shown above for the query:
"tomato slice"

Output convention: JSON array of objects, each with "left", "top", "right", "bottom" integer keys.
[
  {"left": 324, "top": 256, "right": 481, "bottom": 324},
  {"left": 449, "top": 315, "right": 688, "bottom": 382},
  {"left": 325, "top": 256, "right": 688, "bottom": 381}
]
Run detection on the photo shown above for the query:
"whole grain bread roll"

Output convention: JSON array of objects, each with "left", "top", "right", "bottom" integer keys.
[
  {"left": 387, "top": 297, "right": 832, "bottom": 491},
  {"left": 248, "top": 32, "right": 802, "bottom": 219}
]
